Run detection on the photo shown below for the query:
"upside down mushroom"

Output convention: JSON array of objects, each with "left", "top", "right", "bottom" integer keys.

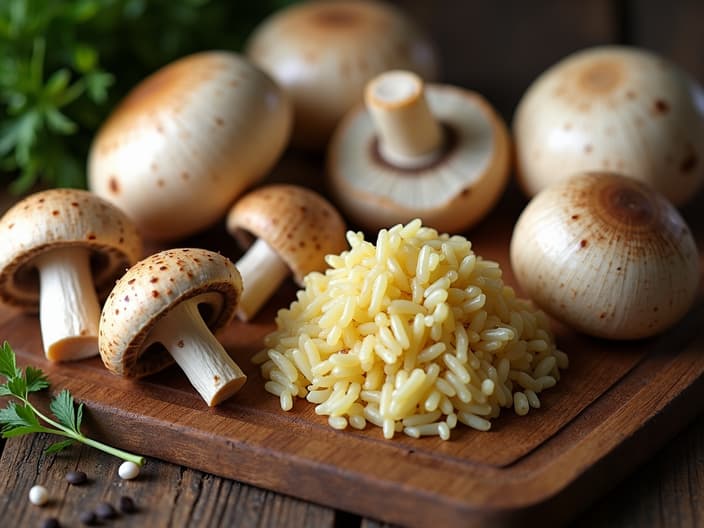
[
  {"left": 513, "top": 45, "right": 704, "bottom": 205},
  {"left": 327, "top": 70, "right": 510, "bottom": 233},
  {"left": 99, "top": 248, "right": 246, "bottom": 406},
  {"left": 89, "top": 51, "right": 292, "bottom": 240},
  {"left": 226, "top": 184, "right": 347, "bottom": 321},
  {"left": 510, "top": 172, "right": 700, "bottom": 340},
  {"left": 0, "top": 189, "right": 141, "bottom": 361}
]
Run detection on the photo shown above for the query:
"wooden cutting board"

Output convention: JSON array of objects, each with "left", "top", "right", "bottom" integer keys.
[{"left": 2, "top": 156, "right": 703, "bottom": 528}]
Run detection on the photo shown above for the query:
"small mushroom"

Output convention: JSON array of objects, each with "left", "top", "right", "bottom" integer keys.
[
  {"left": 510, "top": 172, "right": 700, "bottom": 340},
  {"left": 513, "top": 45, "right": 704, "bottom": 205},
  {"left": 226, "top": 184, "right": 347, "bottom": 321},
  {"left": 0, "top": 189, "right": 141, "bottom": 361},
  {"left": 99, "top": 248, "right": 246, "bottom": 406},
  {"left": 327, "top": 70, "right": 511, "bottom": 233},
  {"left": 245, "top": 0, "right": 438, "bottom": 149},
  {"left": 89, "top": 51, "right": 292, "bottom": 240}
]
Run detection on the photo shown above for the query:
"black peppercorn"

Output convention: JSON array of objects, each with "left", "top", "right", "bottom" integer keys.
[
  {"left": 65, "top": 470, "right": 87, "bottom": 485},
  {"left": 95, "top": 502, "right": 118, "bottom": 520},
  {"left": 41, "top": 517, "right": 61, "bottom": 528},
  {"left": 78, "top": 511, "right": 97, "bottom": 526},
  {"left": 119, "top": 495, "right": 137, "bottom": 514}
]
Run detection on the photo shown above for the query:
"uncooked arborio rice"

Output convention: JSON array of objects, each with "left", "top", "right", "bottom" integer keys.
[{"left": 253, "top": 219, "right": 568, "bottom": 440}]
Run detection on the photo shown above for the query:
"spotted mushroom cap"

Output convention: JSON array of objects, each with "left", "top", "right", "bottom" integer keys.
[
  {"left": 509, "top": 172, "right": 700, "bottom": 339},
  {"left": 88, "top": 51, "right": 292, "bottom": 241},
  {"left": 99, "top": 248, "right": 242, "bottom": 378},
  {"left": 327, "top": 84, "right": 511, "bottom": 233},
  {"left": 513, "top": 45, "right": 704, "bottom": 206},
  {"left": 0, "top": 188, "right": 142, "bottom": 312},
  {"left": 245, "top": 0, "right": 438, "bottom": 149},
  {"left": 226, "top": 184, "right": 347, "bottom": 284}
]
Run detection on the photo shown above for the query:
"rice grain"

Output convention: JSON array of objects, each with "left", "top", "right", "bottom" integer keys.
[{"left": 257, "top": 221, "right": 567, "bottom": 440}]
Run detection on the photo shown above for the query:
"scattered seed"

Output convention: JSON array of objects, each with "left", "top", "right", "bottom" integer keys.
[
  {"left": 119, "top": 496, "right": 137, "bottom": 514},
  {"left": 28, "top": 485, "right": 49, "bottom": 506},
  {"left": 95, "top": 502, "right": 117, "bottom": 520},
  {"left": 65, "top": 470, "right": 87, "bottom": 485},
  {"left": 118, "top": 461, "right": 140, "bottom": 480},
  {"left": 41, "top": 517, "right": 60, "bottom": 528},
  {"left": 79, "top": 511, "right": 97, "bottom": 526}
]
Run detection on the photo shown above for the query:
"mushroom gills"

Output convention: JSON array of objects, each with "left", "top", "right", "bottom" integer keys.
[
  {"left": 235, "top": 237, "right": 291, "bottom": 321},
  {"left": 146, "top": 295, "right": 246, "bottom": 406},
  {"left": 35, "top": 247, "right": 101, "bottom": 361}
]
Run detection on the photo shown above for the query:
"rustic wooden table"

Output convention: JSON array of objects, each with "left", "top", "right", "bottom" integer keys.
[
  {"left": 2, "top": 2, "right": 704, "bottom": 526},
  {"left": 1, "top": 416, "right": 703, "bottom": 528}
]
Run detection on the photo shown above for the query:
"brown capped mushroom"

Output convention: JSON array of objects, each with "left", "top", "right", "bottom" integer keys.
[
  {"left": 99, "top": 248, "right": 245, "bottom": 406},
  {"left": 226, "top": 184, "right": 347, "bottom": 321},
  {"left": 513, "top": 45, "right": 704, "bottom": 205},
  {"left": 510, "top": 172, "right": 700, "bottom": 340},
  {"left": 246, "top": 0, "right": 438, "bottom": 149},
  {"left": 0, "top": 189, "right": 141, "bottom": 361},
  {"left": 327, "top": 70, "right": 511, "bottom": 233},
  {"left": 89, "top": 51, "right": 292, "bottom": 240}
]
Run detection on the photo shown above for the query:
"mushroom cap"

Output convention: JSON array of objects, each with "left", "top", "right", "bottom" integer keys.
[
  {"left": 513, "top": 45, "right": 704, "bottom": 206},
  {"left": 509, "top": 172, "right": 700, "bottom": 340},
  {"left": 245, "top": 0, "right": 438, "bottom": 149},
  {"left": 226, "top": 184, "right": 347, "bottom": 284},
  {"left": 88, "top": 51, "right": 292, "bottom": 240},
  {"left": 327, "top": 83, "right": 511, "bottom": 233},
  {"left": 99, "top": 248, "right": 242, "bottom": 378},
  {"left": 0, "top": 188, "right": 142, "bottom": 312}
]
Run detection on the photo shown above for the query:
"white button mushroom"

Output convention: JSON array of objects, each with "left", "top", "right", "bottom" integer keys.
[
  {"left": 0, "top": 189, "right": 142, "bottom": 361},
  {"left": 510, "top": 172, "right": 700, "bottom": 340},
  {"left": 88, "top": 51, "right": 292, "bottom": 240},
  {"left": 226, "top": 184, "right": 347, "bottom": 321},
  {"left": 513, "top": 45, "right": 704, "bottom": 206},
  {"left": 327, "top": 70, "right": 511, "bottom": 233},
  {"left": 246, "top": 0, "right": 438, "bottom": 149},
  {"left": 99, "top": 248, "right": 246, "bottom": 406}
]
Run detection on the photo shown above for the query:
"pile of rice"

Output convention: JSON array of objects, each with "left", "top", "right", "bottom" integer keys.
[{"left": 252, "top": 219, "right": 568, "bottom": 440}]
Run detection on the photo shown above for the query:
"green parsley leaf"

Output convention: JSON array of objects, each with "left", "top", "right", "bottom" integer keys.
[
  {"left": 24, "top": 366, "right": 49, "bottom": 393},
  {"left": 50, "top": 389, "right": 79, "bottom": 432},
  {"left": 0, "top": 341, "right": 19, "bottom": 378},
  {"left": 0, "top": 341, "right": 145, "bottom": 466},
  {"left": 44, "top": 439, "right": 76, "bottom": 454},
  {"left": 0, "top": 401, "right": 39, "bottom": 431}
]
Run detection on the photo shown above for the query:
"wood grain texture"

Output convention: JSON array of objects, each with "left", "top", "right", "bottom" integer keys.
[
  {"left": 1, "top": 180, "right": 702, "bottom": 527},
  {"left": 0, "top": 433, "right": 336, "bottom": 528},
  {"left": 572, "top": 414, "right": 704, "bottom": 528}
]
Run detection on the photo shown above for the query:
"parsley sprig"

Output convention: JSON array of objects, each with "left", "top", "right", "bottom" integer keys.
[{"left": 0, "top": 341, "right": 144, "bottom": 465}]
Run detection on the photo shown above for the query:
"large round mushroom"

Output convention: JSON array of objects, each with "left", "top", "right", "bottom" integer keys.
[
  {"left": 99, "top": 248, "right": 246, "bottom": 406},
  {"left": 246, "top": 0, "right": 438, "bottom": 149},
  {"left": 89, "top": 51, "right": 292, "bottom": 240},
  {"left": 327, "top": 70, "right": 510, "bottom": 233},
  {"left": 0, "top": 189, "right": 142, "bottom": 361},
  {"left": 513, "top": 45, "right": 704, "bottom": 205},
  {"left": 226, "top": 184, "right": 347, "bottom": 321},
  {"left": 510, "top": 172, "right": 699, "bottom": 340}
]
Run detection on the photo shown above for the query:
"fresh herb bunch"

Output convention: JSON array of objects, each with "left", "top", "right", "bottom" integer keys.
[
  {"left": 0, "top": 341, "right": 145, "bottom": 465},
  {"left": 0, "top": 0, "right": 294, "bottom": 193}
]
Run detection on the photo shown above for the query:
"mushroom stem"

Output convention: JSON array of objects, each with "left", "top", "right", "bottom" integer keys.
[
  {"left": 365, "top": 70, "right": 443, "bottom": 168},
  {"left": 148, "top": 299, "right": 246, "bottom": 406},
  {"left": 34, "top": 247, "right": 101, "bottom": 361},
  {"left": 235, "top": 238, "right": 291, "bottom": 321}
]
